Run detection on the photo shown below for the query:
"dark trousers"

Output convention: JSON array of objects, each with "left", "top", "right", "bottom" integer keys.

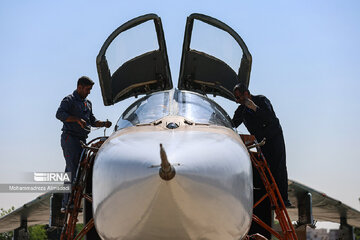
[
  {"left": 61, "top": 133, "right": 84, "bottom": 208},
  {"left": 249, "top": 167, "right": 272, "bottom": 239},
  {"left": 260, "top": 131, "right": 288, "bottom": 202},
  {"left": 249, "top": 132, "right": 287, "bottom": 238}
]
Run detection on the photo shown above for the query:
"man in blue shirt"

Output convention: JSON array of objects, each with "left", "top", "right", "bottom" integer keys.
[{"left": 56, "top": 76, "right": 112, "bottom": 212}]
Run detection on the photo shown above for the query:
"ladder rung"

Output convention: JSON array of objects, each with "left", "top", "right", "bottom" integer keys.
[{"left": 241, "top": 134, "right": 298, "bottom": 240}]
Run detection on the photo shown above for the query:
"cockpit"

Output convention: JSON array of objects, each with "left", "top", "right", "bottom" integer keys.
[
  {"left": 115, "top": 90, "right": 234, "bottom": 131},
  {"left": 97, "top": 14, "right": 252, "bottom": 132}
]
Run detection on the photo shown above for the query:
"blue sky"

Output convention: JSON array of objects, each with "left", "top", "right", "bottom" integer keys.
[{"left": 0, "top": 0, "right": 359, "bottom": 228}]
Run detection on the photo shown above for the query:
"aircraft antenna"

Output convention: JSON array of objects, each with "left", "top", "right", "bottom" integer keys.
[{"left": 159, "top": 144, "right": 176, "bottom": 181}]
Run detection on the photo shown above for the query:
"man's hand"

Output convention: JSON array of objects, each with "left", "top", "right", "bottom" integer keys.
[
  {"left": 104, "top": 120, "right": 112, "bottom": 128},
  {"left": 94, "top": 120, "right": 112, "bottom": 128},
  {"left": 65, "top": 116, "right": 87, "bottom": 128},
  {"left": 76, "top": 118, "right": 87, "bottom": 128},
  {"left": 245, "top": 98, "right": 258, "bottom": 111}
]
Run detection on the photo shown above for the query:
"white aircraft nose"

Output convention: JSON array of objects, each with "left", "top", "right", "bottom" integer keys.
[{"left": 92, "top": 128, "right": 253, "bottom": 240}]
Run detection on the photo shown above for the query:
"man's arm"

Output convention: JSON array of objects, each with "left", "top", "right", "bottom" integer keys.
[
  {"left": 232, "top": 106, "right": 244, "bottom": 128},
  {"left": 244, "top": 98, "right": 258, "bottom": 112},
  {"left": 244, "top": 96, "right": 277, "bottom": 123},
  {"left": 87, "top": 101, "right": 112, "bottom": 128},
  {"left": 65, "top": 116, "right": 87, "bottom": 128},
  {"left": 56, "top": 97, "right": 87, "bottom": 129},
  {"left": 56, "top": 97, "right": 70, "bottom": 122},
  {"left": 253, "top": 96, "right": 277, "bottom": 123}
]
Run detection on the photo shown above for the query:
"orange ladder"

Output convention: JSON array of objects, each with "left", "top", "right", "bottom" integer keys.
[
  {"left": 60, "top": 137, "right": 107, "bottom": 240},
  {"left": 241, "top": 135, "right": 298, "bottom": 240}
]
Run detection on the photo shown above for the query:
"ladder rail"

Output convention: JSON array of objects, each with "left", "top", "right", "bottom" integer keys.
[{"left": 242, "top": 135, "right": 298, "bottom": 240}]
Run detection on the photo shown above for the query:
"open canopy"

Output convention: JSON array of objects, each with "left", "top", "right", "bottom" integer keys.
[
  {"left": 178, "top": 13, "right": 252, "bottom": 101},
  {"left": 96, "top": 14, "right": 172, "bottom": 106},
  {"left": 97, "top": 13, "right": 252, "bottom": 105}
]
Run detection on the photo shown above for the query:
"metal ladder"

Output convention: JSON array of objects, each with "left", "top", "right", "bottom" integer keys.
[
  {"left": 60, "top": 137, "right": 107, "bottom": 240},
  {"left": 241, "top": 135, "right": 298, "bottom": 240}
]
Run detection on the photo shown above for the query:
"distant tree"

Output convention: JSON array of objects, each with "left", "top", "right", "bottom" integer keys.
[
  {"left": 0, "top": 207, "right": 14, "bottom": 217},
  {"left": 28, "top": 225, "right": 47, "bottom": 240},
  {"left": 0, "top": 231, "right": 12, "bottom": 240},
  {"left": 355, "top": 227, "right": 360, "bottom": 240},
  {"left": 0, "top": 229, "right": 12, "bottom": 240},
  {"left": 0, "top": 207, "right": 15, "bottom": 240},
  {"left": 75, "top": 224, "right": 84, "bottom": 240},
  {"left": 0, "top": 208, "right": 84, "bottom": 240},
  {"left": 1, "top": 207, "right": 47, "bottom": 240}
]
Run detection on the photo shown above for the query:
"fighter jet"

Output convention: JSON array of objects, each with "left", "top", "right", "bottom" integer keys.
[
  {"left": 1, "top": 13, "right": 360, "bottom": 240},
  {"left": 92, "top": 13, "right": 253, "bottom": 240}
]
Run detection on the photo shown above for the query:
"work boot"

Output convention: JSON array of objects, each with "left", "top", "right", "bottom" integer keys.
[
  {"left": 284, "top": 199, "right": 295, "bottom": 208},
  {"left": 60, "top": 207, "right": 66, "bottom": 213},
  {"left": 60, "top": 204, "right": 83, "bottom": 213},
  {"left": 271, "top": 199, "right": 294, "bottom": 209}
]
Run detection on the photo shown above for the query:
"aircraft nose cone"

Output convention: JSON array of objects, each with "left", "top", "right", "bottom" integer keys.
[
  {"left": 92, "top": 129, "right": 252, "bottom": 240},
  {"left": 159, "top": 144, "right": 176, "bottom": 181}
]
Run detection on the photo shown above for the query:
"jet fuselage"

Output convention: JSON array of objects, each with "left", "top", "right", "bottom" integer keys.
[{"left": 92, "top": 90, "right": 253, "bottom": 240}]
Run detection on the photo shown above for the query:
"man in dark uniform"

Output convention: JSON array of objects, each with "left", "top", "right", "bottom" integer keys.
[
  {"left": 56, "top": 76, "right": 112, "bottom": 212},
  {"left": 232, "top": 83, "right": 289, "bottom": 238}
]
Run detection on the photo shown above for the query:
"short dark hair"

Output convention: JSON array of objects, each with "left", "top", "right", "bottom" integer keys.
[
  {"left": 77, "top": 76, "right": 94, "bottom": 87},
  {"left": 233, "top": 83, "right": 249, "bottom": 94}
]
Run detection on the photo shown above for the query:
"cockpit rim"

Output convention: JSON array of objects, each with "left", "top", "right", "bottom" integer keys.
[{"left": 114, "top": 89, "right": 236, "bottom": 132}]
